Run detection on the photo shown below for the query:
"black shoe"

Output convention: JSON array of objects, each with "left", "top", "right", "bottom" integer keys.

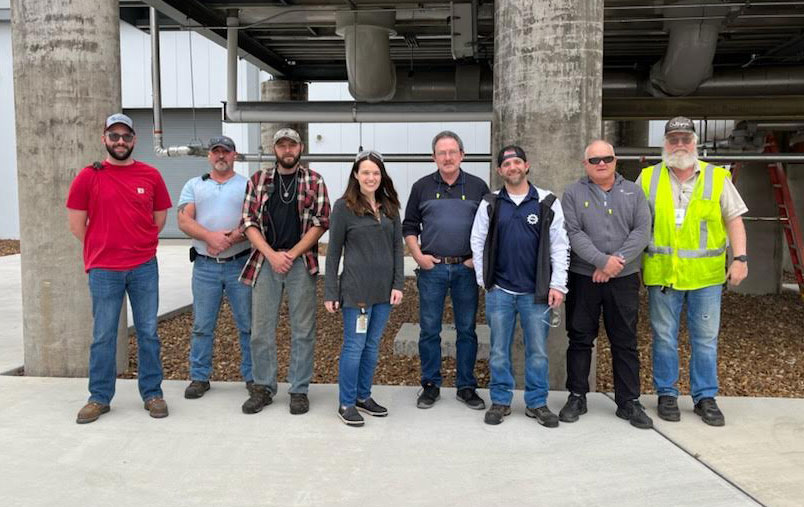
[
  {"left": 526, "top": 405, "right": 559, "bottom": 428},
  {"left": 558, "top": 393, "right": 587, "bottom": 423},
  {"left": 356, "top": 397, "right": 388, "bottom": 417},
  {"left": 456, "top": 388, "right": 486, "bottom": 410},
  {"left": 616, "top": 400, "right": 654, "bottom": 429},
  {"left": 338, "top": 405, "right": 365, "bottom": 427},
  {"left": 694, "top": 398, "right": 725, "bottom": 427},
  {"left": 416, "top": 383, "right": 440, "bottom": 409},
  {"left": 184, "top": 380, "right": 210, "bottom": 399},
  {"left": 657, "top": 395, "right": 681, "bottom": 422},
  {"left": 241, "top": 385, "right": 272, "bottom": 414},
  {"left": 484, "top": 404, "right": 512, "bottom": 425},
  {"left": 289, "top": 393, "right": 309, "bottom": 415},
  {"left": 246, "top": 380, "right": 254, "bottom": 394}
]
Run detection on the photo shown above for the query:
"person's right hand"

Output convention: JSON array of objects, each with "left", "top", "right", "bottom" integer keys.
[
  {"left": 267, "top": 250, "right": 293, "bottom": 273},
  {"left": 206, "top": 230, "right": 232, "bottom": 256},
  {"left": 416, "top": 254, "right": 441, "bottom": 270},
  {"left": 602, "top": 255, "right": 625, "bottom": 277},
  {"left": 324, "top": 301, "right": 339, "bottom": 313}
]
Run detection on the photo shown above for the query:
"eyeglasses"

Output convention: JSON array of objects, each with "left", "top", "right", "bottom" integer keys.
[
  {"left": 587, "top": 156, "right": 615, "bottom": 165},
  {"left": 665, "top": 135, "right": 694, "bottom": 145},
  {"left": 435, "top": 149, "right": 461, "bottom": 159},
  {"left": 541, "top": 307, "right": 561, "bottom": 328},
  {"left": 106, "top": 132, "right": 134, "bottom": 143},
  {"left": 355, "top": 150, "right": 383, "bottom": 162}
]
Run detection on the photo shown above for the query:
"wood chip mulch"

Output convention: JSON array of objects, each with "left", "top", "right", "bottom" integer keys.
[
  {"left": 0, "top": 240, "right": 20, "bottom": 256},
  {"left": 121, "top": 278, "right": 804, "bottom": 398}
]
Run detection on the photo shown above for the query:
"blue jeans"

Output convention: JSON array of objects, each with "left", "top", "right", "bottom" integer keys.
[
  {"left": 87, "top": 257, "right": 162, "bottom": 405},
  {"left": 189, "top": 255, "right": 252, "bottom": 382},
  {"left": 416, "top": 263, "right": 479, "bottom": 389},
  {"left": 251, "top": 258, "right": 316, "bottom": 395},
  {"left": 485, "top": 288, "right": 550, "bottom": 408},
  {"left": 338, "top": 303, "right": 392, "bottom": 406},
  {"left": 648, "top": 284, "right": 722, "bottom": 402}
]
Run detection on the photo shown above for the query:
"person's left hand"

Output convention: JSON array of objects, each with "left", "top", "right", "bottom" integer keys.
[
  {"left": 390, "top": 289, "right": 403, "bottom": 305},
  {"left": 728, "top": 260, "right": 748, "bottom": 286},
  {"left": 547, "top": 288, "right": 564, "bottom": 309}
]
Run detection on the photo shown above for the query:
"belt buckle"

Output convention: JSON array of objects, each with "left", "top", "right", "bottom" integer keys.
[{"left": 215, "top": 256, "right": 226, "bottom": 264}]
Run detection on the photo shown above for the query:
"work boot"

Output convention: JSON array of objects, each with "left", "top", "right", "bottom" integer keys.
[
  {"left": 558, "top": 393, "right": 587, "bottom": 423},
  {"left": 484, "top": 404, "right": 512, "bottom": 425},
  {"left": 416, "top": 383, "right": 440, "bottom": 409},
  {"left": 657, "top": 395, "right": 681, "bottom": 422},
  {"left": 242, "top": 385, "right": 272, "bottom": 414},
  {"left": 76, "top": 402, "right": 110, "bottom": 424},
  {"left": 246, "top": 380, "right": 254, "bottom": 395},
  {"left": 616, "top": 400, "right": 654, "bottom": 429},
  {"left": 184, "top": 380, "right": 210, "bottom": 399},
  {"left": 456, "top": 388, "right": 486, "bottom": 410},
  {"left": 289, "top": 393, "right": 309, "bottom": 415},
  {"left": 526, "top": 405, "right": 559, "bottom": 428},
  {"left": 144, "top": 397, "right": 169, "bottom": 418},
  {"left": 356, "top": 397, "right": 388, "bottom": 417},
  {"left": 694, "top": 398, "right": 725, "bottom": 427}
]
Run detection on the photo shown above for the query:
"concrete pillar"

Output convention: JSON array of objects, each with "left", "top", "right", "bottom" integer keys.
[
  {"left": 260, "top": 80, "right": 309, "bottom": 168},
  {"left": 492, "top": 0, "right": 604, "bottom": 390},
  {"left": 12, "top": 0, "right": 127, "bottom": 376}
]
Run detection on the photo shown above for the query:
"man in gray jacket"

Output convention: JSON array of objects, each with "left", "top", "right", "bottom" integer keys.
[{"left": 560, "top": 140, "right": 653, "bottom": 429}]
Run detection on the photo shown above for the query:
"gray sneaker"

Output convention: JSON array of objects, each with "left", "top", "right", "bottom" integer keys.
[
  {"left": 526, "top": 405, "right": 559, "bottom": 428},
  {"left": 484, "top": 404, "right": 512, "bottom": 425}
]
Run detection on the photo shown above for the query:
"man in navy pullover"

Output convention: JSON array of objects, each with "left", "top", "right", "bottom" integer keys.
[{"left": 470, "top": 145, "right": 570, "bottom": 426}]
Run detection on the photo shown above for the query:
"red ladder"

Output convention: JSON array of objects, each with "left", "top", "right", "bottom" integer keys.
[{"left": 765, "top": 134, "right": 804, "bottom": 299}]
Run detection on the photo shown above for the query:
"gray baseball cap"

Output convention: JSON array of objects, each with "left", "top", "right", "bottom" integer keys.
[
  {"left": 272, "top": 128, "right": 302, "bottom": 145},
  {"left": 208, "top": 135, "right": 236, "bottom": 152},
  {"left": 664, "top": 116, "right": 696, "bottom": 135},
  {"left": 105, "top": 113, "right": 135, "bottom": 134}
]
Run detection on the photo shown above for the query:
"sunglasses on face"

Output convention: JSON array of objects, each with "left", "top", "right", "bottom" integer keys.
[
  {"left": 666, "top": 135, "right": 694, "bottom": 145},
  {"left": 106, "top": 132, "right": 134, "bottom": 143},
  {"left": 587, "top": 156, "right": 615, "bottom": 165},
  {"left": 355, "top": 150, "right": 383, "bottom": 162}
]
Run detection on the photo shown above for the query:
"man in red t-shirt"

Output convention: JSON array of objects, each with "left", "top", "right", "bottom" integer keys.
[{"left": 66, "top": 113, "right": 172, "bottom": 424}]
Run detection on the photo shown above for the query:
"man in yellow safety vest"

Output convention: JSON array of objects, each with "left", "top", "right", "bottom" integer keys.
[{"left": 636, "top": 116, "right": 748, "bottom": 426}]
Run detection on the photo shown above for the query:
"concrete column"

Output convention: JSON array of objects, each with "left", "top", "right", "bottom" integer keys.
[
  {"left": 260, "top": 80, "right": 309, "bottom": 168},
  {"left": 492, "top": 0, "right": 604, "bottom": 391},
  {"left": 12, "top": 0, "right": 127, "bottom": 376}
]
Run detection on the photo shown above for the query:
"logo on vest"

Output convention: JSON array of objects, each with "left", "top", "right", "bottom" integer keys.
[
  {"left": 526, "top": 213, "right": 539, "bottom": 225},
  {"left": 137, "top": 187, "right": 145, "bottom": 194}
]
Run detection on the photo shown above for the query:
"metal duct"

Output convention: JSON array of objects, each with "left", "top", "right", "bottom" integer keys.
[{"left": 335, "top": 11, "right": 397, "bottom": 102}]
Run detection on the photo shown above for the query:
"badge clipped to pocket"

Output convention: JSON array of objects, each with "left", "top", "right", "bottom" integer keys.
[
  {"left": 356, "top": 306, "right": 368, "bottom": 334},
  {"left": 674, "top": 208, "right": 686, "bottom": 228}
]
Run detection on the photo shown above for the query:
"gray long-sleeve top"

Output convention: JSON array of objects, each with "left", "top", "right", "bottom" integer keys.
[
  {"left": 324, "top": 198, "right": 404, "bottom": 307},
  {"left": 561, "top": 173, "right": 651, "bottom": 277}
]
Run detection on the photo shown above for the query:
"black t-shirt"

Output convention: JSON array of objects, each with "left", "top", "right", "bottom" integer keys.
[{"left": 263, "top": 171, "right": 301, "bottom": 250}]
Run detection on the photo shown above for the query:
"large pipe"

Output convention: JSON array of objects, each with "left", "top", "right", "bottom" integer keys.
[{"left": 335, "top": 11, "right": 397, "bottom": 102}]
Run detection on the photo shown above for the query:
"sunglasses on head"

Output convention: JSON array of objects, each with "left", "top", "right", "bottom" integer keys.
[
  {"left": 587, "top": 156, "right": 615, "bottom": 165},
  {"left": 106, "top": 132, "right": 134, "bottom": 143},
  {"left": 355, "top": 150, "right": 383, "bottom": 162}
]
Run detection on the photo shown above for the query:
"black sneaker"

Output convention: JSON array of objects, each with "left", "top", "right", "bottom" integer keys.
[
  {"left": 241, "top": 385, "right": 272, "bottom": 414},
  {"left": 456, "top": 388, "right": 486, "bottom": 410},
  {"left": 289, "top": 393, "right": 310, "bottom": 415},
  {"left": 526, "top": 405, "right": 559, "bottom": 428},
  {"left": 484, "top": 404, "right": 512, "bottom": 425},
  {"left": 694, "top": 398, "right": 725, "bottom": 427},
  {"left": 558, "top": 393, "right": 587, "bottom": 423},
  {"left": 657, "top": 395, "right": 681, "bottom": 422},
  {"left": 616, "top": 400, "right": 654, "bottom": 429},
  {"left": 356, "top": 397, "right": 388, "bottom": 417},
  {"left": 338, "top": 405, "right": 365, "bottom": 427},
  {"left": 184, "top": 380, "right": 210, "bottom": 399},
  {"left": 416, "top": 383, "right": 440, "bottom": 409}
]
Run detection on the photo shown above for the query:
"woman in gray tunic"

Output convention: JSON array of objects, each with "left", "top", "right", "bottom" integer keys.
[{"left": 324, "top": 151, "right": 404, "bottom": 427}]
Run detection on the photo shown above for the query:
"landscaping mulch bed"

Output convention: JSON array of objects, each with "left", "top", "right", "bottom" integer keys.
[
  {"left": 121, "top": 278, "right": 804, "bottom": 398},
  {"left": 0, "top": 239, "right": 20, "bottom": 256}
]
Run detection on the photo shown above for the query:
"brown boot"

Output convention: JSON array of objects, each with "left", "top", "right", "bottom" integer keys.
[
  {"left": 144, "top": 397, "right": 169, "bottom": 418},
  {"left": 76, "top": 402, "right": 110, "bottom": 424}
]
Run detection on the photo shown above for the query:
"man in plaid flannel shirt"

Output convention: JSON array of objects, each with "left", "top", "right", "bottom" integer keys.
[{"left": 239, "top": 128, "right": 330, "bottom": 415}]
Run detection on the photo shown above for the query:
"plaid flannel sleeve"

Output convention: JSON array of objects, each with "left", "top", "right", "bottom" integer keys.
[
  {"left": 309, "top": 172, "right": 331, "bottom": 231},
  {"left": 241, "top": 173, "right": 261, "bottom": 231}
]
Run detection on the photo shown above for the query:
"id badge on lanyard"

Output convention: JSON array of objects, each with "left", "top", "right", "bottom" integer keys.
[
  {"left": 674, "top": 208, "right": 685, "bottom": 228},
  {"left": 356, "top": 305, "right": 368, "bottom": 334}
]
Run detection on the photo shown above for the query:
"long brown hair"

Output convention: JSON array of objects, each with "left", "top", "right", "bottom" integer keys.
[{"left": 343, "top": 151, "right": 401, "bottom": 219}]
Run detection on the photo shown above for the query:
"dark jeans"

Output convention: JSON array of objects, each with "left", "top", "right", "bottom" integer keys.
[{"left": 565, "top": 271, "right": 641, "bottom": 408}]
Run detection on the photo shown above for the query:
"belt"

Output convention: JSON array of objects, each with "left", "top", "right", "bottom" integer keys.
[
  {"left": 196, "top": 249, "right": 250, "bottom": 263},
  {"left": 431, "top": 254, "right": 471, "bottom": 264}
]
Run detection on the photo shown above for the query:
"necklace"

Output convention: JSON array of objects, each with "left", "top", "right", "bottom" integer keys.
[{"left": 278, "top": 171, "right": 297, "bottom": 204}]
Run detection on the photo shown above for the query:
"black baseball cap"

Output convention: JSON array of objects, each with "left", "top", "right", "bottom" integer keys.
[
  {"left": 208, "top": 136, "right": 236, "bottom": 152},
  {"left": 497, "top": 145, "right": 527, "bottom": 166},
  {"left": 665, "top": 116, "right": 696, "bottom": 135}
]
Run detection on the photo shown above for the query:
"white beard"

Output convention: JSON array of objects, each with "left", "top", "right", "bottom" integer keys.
[{"left": 663, "top": 147, "right": 698, "bottom": 170}]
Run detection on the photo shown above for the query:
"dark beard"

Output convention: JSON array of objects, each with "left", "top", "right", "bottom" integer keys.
[
  {"left": 277, "top": 153, "right": 301, "bottom": 169},
  {"left": 106, "top": 143, "right": 134, "bottom": 161}
]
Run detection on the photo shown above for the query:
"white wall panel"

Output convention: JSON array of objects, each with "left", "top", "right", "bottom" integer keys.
[{"left": 0, "top": 21, "right": 19, "bottom": 238}]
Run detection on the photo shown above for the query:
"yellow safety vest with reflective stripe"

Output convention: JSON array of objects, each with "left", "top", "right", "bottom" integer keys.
[{"left": 640, "top": 160, "right": 730, "bottom": 289}]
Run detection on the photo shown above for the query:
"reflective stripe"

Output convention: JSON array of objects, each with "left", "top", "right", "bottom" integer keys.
[
  {"left": 677, "top": 246, "right": 727, "bottom": 258},
  {"left": 702, "top": 163, "right": 714, "bottom": 200},
  {"left": 648, "top": 164, "right": 662, "bottom": 208},
  {"left": 647, "top": 244, "right": 674, "bottom": 255},
  {"left": 699, "top": 220, "right": 708, "bottom": 250}
]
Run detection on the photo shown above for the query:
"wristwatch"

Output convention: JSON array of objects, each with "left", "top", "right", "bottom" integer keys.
[{"left": 733, "top": 255, "right": 748, "bottom": 262}]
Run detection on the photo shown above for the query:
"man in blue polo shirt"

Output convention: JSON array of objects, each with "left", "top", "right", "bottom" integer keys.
[
  {"left": 470, "top": 145, "right": 570, "bottom": 426},
  {"left": 177, "top": 136, "right": 253, "bottom": 399}
]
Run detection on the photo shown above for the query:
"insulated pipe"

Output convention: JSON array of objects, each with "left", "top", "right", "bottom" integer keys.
[{"left": 335, "top": 11, "right": 397, "bottom": 102}]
